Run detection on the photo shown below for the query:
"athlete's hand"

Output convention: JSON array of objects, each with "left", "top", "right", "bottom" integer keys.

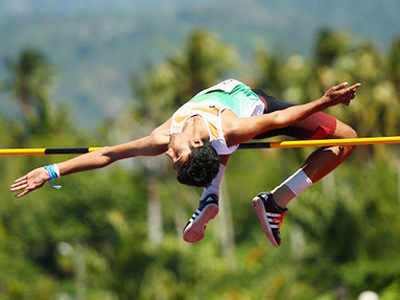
[
  {"left": 323, "top": 82, "right": 361, "bottom": 106},
  {"left": 10, "top": 167, "right": 50, "bottom": 198}
]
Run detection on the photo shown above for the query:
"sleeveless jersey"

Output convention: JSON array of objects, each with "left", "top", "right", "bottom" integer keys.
[{"left": 170, "top": 79, "right": 265, "bottom": 155}]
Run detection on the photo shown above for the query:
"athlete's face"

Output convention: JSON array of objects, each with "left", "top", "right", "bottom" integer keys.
[{"left": 165, "top": 134, "right": 204, "bottom": 171}]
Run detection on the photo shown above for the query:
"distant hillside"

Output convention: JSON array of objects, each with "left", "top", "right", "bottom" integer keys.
[{"left": 1, "top": 0, "right": 399, "bottom": 127}]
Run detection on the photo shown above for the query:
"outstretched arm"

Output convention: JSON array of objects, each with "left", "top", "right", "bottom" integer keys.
[
  {"left": 56, "top": 133, "right": 169, "bottom": 175},
  {"left": 10, "top": 119, "right": 171, "bottom": 198},
  {"left": 228, "top": 82, "right": 360, "bottom": 145}
]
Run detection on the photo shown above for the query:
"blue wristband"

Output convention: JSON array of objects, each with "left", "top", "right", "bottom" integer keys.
[{"left": 44, "top": 165, "right": 62, "bottom": 190}]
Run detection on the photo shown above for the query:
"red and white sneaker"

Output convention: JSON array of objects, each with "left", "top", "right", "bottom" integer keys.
[
  {"left": 252, "top": 192, "right": 288, "bottom": 247},
  {"left": 183, "top": 194, "right": 219, "bottom": 243}
]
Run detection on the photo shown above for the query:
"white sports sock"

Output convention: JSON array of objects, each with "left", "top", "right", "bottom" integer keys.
[
  {"left": 279, "top": 168, "right": 313, "bottom": 196},
  {"left": 271, "top": 168, "right": 313, "bottom": 207}
]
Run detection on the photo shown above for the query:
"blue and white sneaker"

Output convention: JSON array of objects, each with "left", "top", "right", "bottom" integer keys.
[{"left": 183, "top": 194, "right": 219, "bottom": 243}]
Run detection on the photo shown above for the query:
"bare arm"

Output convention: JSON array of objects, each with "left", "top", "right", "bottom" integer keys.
[
  {"left": 228, "top": 82, "right": 360, "bottom": 145},
  {"left": 10, "top": 119, "right": 172, "bottom": 198},
  {"left": 57, "top": 134, "right": 168, "bottom": 176}
]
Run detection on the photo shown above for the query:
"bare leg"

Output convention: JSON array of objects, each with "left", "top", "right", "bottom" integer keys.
[{"left": 273, "top": 120, "right": 357, "bottom": 208}]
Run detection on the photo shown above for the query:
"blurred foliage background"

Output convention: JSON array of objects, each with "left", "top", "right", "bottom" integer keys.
[
  {"left": 1, "top": 1, "right": 400, "bottom": 300},
  {"left": 1, "top": 0, "right": 400, "bottom": 126}
]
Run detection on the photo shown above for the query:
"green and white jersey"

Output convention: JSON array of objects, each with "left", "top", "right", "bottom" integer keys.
[
  {"left": 190, "top": 79, "right": 265, "bottom": 118},
  {"left": 170, "top": 79, "right": 265, "bottom": 155}
]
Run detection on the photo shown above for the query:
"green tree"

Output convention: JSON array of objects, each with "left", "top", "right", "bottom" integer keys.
[
  {"left": 1, "top": 48, "right": 56, "bottom": 136},
  {"left": 254, "top": 48, "right": 287, "bottom": 98},
  {"left": 3, "top": 28, "right": 400, "bottom": 300},
  {"left": 315, "top": 28, "right": 352, "bottom": 67},
  {"left": 388, "top": 36, "right": 400, "bottom": 92},
  {"left": 133, "top": 28, "right": 238, "bottom": 123}
]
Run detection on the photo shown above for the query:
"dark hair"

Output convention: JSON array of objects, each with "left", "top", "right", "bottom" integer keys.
[{"left": 177, "top": 140, "right": 220, "bottom": 187}]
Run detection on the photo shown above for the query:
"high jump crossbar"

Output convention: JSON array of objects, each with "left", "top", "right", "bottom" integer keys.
[{"left": 1, "top": 137, "right": 400, "bottom": 156}]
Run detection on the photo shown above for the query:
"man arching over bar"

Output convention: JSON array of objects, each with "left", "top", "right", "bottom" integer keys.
[{"left": 10, "top": 79, "right": 360, "bottom": 248}]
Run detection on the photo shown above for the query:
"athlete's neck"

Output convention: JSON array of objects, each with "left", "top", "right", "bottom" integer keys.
[{"left": 181, "top": 115, "right": 210, "bottom": 142}]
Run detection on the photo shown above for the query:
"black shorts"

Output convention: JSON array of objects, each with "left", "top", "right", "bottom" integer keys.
[{"left": 252, "top": 89, "right": 337, "bottom": 140}]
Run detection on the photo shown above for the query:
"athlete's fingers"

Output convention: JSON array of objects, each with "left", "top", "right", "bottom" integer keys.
[
  {"left": 350, "top": 83, "right": 361, "bottom": 89},
  {"left": 10, "top": 183, "right": 28, "bottom": 191},
  {"left": 341, "top": 83, "right": 360, "bottom": 95},
  {"left": 345, "top": 83, "right": 361, "bottom": 93},
  {"left": 345, "top": 94, "right": 355, "bottom": 104},
  {"left": 10, "top": 179, "right": 26, "bottom": 188},
  {"left": 14, "top": 175, "right": 27, "bottom": 184},
  {"left": 10, "top": 182, "right": 27, "bottom": 190},
  {"left": 10, "top": 183, "right": 28, "bottom": 192},
  {"left": 15, "top": 189, "right": 31, "bottom": 198},
  {"left": 332, "top": 82, "right": 348, "bottom": 91},
  {"left": 346, "top": 90, "right": 356, "bottom": 98},
  {"left": 343, "top": 90, "right": 357, "bottom": 105},
  {"left": 11, "top": 177, "right": 27, "bottom": 185}
]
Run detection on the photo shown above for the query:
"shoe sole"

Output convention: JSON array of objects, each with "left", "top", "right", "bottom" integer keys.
[
  {"left": 252, "top": 196, "right": 280, "bottom": 248},
  {"left": 183, "top": 204, "right": 219, "bottom": 243}
]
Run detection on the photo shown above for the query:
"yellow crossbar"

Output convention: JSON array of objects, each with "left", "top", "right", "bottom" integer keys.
[
  {"left": 0, "top": 148, "right": 47, "bottom": 155},
  {"left": 0, "top": 147, "right": 101, "bottom": 156},
  {"left": 1, "top": 137, "right": 400, "bottom": 155},
  {"left": 268, "top": 136, "right": 400, "bottom": 149}
]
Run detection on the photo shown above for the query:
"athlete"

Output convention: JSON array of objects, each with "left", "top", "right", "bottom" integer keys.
[{"left": 10, "top": 79, "right": 360, "bottom": 247}]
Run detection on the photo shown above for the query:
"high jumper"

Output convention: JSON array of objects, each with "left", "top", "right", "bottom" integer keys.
[{"left": 10, "top": 79, "right": 361, "bottom": 247}]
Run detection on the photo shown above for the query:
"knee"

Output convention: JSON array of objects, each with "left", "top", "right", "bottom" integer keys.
[
  {"left": 332, "top": 121, "right": 358, "bottom": 141},
  {"left": 339, "top": 124, "right": 358, "bottom": 139},
  {"left": 343, "top": 126, "right": 357, "bottom": 156},
  {"left": 347, "top": 126, "right": 358, "bottom": 140},
  {"left": 333, "top": 123, "right": 358, "bottom": 157}
]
